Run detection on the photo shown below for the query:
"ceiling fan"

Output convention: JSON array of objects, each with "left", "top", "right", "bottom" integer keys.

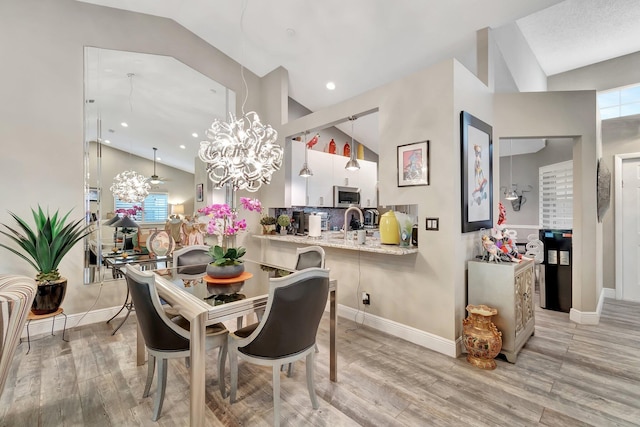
[{"left": 148, "top": 147, "right": 167, "bottom": 185}]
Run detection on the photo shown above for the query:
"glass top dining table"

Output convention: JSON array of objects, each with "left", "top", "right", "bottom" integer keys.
[{"left": 136, "top": 258, "right": 338, "bottom": 427}]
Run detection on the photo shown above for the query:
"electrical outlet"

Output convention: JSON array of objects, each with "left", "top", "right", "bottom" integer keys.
[{"left": 362, "top": 292, "right": 370, "bottom": 305}]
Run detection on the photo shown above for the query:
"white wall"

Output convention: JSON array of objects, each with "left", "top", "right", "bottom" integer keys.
[
  {"left": 92, "top": 143, "right": 195, "bottom": 216},
  {"left": 498, "top": 139, "right": 573, "bottom": 227},
  {"left": 0, "top": 0, "right": 264, "bottom": 315},
  {"left": 494, "top": 91, "right": 602, "bottom": 313},
  {"left": 601, "top": 117, "right": 640, "bottom": 289},
  {"left": 548, "top": 50, "right": 640, "bottom": 92},
  {"left": 277, "top": 59, "right": 492, "bottom": 345},
  {"left": 492, "top": 23, "right": 547, "bottom": 93}
]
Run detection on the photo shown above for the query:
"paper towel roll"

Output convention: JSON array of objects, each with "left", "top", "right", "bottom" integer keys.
[{"left": 308, "top": 214, "right": 321, "bottom": 237}]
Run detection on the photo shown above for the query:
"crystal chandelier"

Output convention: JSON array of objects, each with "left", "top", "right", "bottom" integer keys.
[
  {"left": 198, "top": 0, "right": 282, "bottom": 193},
  {"left": 109, "top": 73, "right": 150, "bottom": 203},
  {"left": 198, "top": 112, "right": 282, "bottom": 192},
  {"left": 110, "top": 170, "right": 150, "bottom": 202}
]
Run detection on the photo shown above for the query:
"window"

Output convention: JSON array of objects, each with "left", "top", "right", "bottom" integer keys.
[
  {"left": 114, "top": 192, "right": 169, "bottom": 223},
  {"left": 598, "top": 84, "right": 640, "bottom": 120},
  {"left": 539, "top": 161, "right": 573, "bottom": 229}
]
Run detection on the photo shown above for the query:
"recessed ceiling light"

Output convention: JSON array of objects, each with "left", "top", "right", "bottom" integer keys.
[
  {"left": 179, "top": 145, "right": 186, "bottom": 149},
  {"left": 104, "top": 139, "right": 111, "bottom": 144},
  {"left": 121, "top": 122, "right": 128, "bottom": 127},
  {"left": 192, "top": 132, "right": 198, "bottom": 138},
  {"left": 157, "top": 157, "right": 161, "bottom": 162},
  {"left": 326, "top": 82, "right": 336, "bottom": 90}
]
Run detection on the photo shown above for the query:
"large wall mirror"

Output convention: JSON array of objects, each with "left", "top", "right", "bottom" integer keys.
[{"left": 83, "top": 47, "right": 235, "bottom": 284}]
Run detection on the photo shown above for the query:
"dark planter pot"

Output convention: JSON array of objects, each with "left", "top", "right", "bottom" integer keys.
[
  {"left": 206, "top": 263, "right": 245, "bottom": 279},
  {"left": 32, "top": 279, "right": 67, "bottom": 315}
]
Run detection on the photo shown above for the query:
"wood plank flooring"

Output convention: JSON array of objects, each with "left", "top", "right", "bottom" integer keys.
[{"left": 1, "top": 297, "right": 639, "bottom": 426}]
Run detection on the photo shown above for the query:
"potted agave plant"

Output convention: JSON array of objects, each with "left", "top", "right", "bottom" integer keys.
[{"left": 0, "top": 206, "right": 93, "bottom": 314}]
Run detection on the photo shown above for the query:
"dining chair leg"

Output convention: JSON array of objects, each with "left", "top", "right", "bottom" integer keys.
[
  {"left": 217, "top": 344, "right": 228, "bottom": 398},
  {"left": 143, "top": 354, "right": 155, "bottom": 398},
  {"left": 152, "top": 358, "right": 168, "bottom": 421},
  {"left": 229, "top": 348, "right": 238, "bottom": 403},
  {"left": 272, "top": 365, "right": 281, "bottom": 427},
  {"left": 306, "top": 352, "right": 319, "bottom": 410}
]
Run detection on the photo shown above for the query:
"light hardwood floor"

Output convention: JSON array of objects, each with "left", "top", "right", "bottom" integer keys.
[{"left": 1, "top": 297, "right": 639, "bottom": 426}]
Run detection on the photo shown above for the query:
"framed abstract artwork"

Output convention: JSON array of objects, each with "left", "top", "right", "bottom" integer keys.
[
  {"left": 397, "top": 141, "right": 429, "bottom": 187},
  {"left": 460, "top": 111, "right": 493, "bottom": 233},
  {"left": 196, "top": 183, "right": 204, "bottom": 202}
]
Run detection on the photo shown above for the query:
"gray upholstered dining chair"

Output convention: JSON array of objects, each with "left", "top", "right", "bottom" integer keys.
[
  {"left": 227, "top": 267, "right": 330, "bottom": 427},
  {"left": 295, "top": 245, "right": 325, "bottom": 270},
  {"left": 123, "top": 265, "right": 228, "bottom": 421},
  {"left": 172, "top": 244, "right": 212, "bottom": 280},
  {"left": 0, "top": 275, "right": 37, "bottom": 397},
  {"left": 283, "top": 245, "right": 326, "bottom": 376}
]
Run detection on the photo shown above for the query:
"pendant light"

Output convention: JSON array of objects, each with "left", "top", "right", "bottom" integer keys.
[
  {"left": 505, "top": 139, "right": 518, "bottom": 200},
  {"left": 198, "top": 0, "right": 282, "bottom": 192},
  {"left": 345, "top": 116, "right": 360, "bottom": 171},
  {"left": 110, "top": 73, "right": 150, "bottom": 203},
  {"left": 299, "top": 131, "right": 313, "bottom": 178},
  {"left": 149, "top": 147, "right": 161, "bottom": 185}
]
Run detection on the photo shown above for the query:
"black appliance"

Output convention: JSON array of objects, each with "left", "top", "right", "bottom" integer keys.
[
  {"left": 363, "top": 209, "right": 379, "bottom": 228},
  {"left": 333, "top": 186, "right": 360, "bottom": 208},
  {"left": 291, "top": 211, "right": 308, "bottom": 234},
  {"left": 539, "top": 229, "right": 572, "bottom": 313}
]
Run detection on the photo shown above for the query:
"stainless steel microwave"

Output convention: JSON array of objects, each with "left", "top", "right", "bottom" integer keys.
[{"left": 334, "top": 186, "right": 360, "bottom": 208}]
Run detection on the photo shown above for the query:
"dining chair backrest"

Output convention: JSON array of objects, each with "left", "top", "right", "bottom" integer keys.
[
  {"left": 295, "top": 246, "right": 325, "bottom": 270},
  {"left": 238, "top": 268, "right": 329, "bottom": 358},
  {"left": 0, "top": 275, "right": 37, "bottom": 396},
  {"left": 173, "top": 245, "right": 212, "bottom": 276},
  {"left": 123, "top": 265, "right": 189, "bottom": 352}
]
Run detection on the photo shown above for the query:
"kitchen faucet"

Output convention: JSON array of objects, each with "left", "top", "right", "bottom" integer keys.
[{"left": 343, "top": 206, "right": 364, "bottom": 242}]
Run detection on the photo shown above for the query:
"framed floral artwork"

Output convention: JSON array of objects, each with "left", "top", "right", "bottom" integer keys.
[
  {"left": 460, "top": 111, "right": 493, "bottom": 233},
  {"left": 397, "top": 141, "right": 429, "bottom": 187}
]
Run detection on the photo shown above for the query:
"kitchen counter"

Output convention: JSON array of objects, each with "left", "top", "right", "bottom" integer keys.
[{"left": 253, "top": 232, "right": 419, "bottom": 255}]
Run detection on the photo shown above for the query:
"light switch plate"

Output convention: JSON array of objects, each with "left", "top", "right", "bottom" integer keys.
[{"left": 425, "top": 217, "right": 439, "bottom": 231}]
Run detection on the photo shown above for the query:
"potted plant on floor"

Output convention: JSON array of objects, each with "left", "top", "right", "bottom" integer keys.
[{"left": 0, "top": 206, "right": 93, "bottom": 314}]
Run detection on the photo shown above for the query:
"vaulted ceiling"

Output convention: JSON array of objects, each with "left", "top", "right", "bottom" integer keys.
[{"left": 80, "top": 0, "right": 640, "bottom": 170}]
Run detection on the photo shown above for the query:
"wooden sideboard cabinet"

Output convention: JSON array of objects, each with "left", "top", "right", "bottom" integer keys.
[{"left": 467, "top": 259, "right": 535, "bottom": 363}]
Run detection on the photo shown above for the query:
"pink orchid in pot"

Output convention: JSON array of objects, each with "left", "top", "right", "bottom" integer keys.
[{"left": 197, "top": 197, "right": 262, "bottom": 279}]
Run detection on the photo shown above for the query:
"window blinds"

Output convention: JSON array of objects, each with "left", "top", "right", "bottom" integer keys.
[{"left": 539, "top": 160, "right": 573, "bottom": 229}]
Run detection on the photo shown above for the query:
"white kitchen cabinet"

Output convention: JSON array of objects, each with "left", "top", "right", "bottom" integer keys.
[
  {"left": 290, "top": 140, "right": 307, "bottom": 206},
  {"left": 288, "top": 141, "right": 378, "bottom": 207},
  {"left": 332, "top": 155, "right": 360, "bottom": 188},
  {"left": 358, "top": 160, "right": 378, "bottom": 208},
  {"left": 306, "top": 149, "right": 334, "bottom": 207},
  {"left": 467, "top": 260, "right": 535, "bottom": 363}
]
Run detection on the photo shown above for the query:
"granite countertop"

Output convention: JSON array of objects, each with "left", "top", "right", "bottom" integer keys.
[{"left": 253, "top": 232, "right": 419, "bottom": 255}]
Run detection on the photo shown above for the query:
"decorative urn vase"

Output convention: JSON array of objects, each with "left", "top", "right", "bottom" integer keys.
[
  {"left": 462, "top": 304, "right": 503, "bottom": 370},
  {"left": 206, "top": 263, "right": 245, "bottom": 279}
]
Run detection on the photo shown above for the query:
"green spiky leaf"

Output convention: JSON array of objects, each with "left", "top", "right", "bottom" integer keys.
[{"left": 0, "top": 206, "right": 93, "bottom": 282}]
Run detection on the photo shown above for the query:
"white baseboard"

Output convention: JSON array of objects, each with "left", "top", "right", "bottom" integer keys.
[
  {"left": 338, "top": 304, "right": 458, "bottom": 357},
  {"left": 21, "top": 305, "right": 128, "bottom": 339},
  {"left": 25, "top": 303, "right": 460, "bottom": 359},
  {"left": 603, "top": 287, "right": 616, "bottom": 299},
  {"left": 569, "top": 287, "right": 608, "bottom": 325}
]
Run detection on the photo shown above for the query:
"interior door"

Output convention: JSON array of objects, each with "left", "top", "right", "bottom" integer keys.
[{"left": 622, "top": 157, "right": 640, "bottom": 302}]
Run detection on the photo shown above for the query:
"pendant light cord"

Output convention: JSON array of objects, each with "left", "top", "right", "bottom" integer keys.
[
  {"left": 239, "top": 0, "right": 249, "bottom": 115},
  {"left": 510, "top": 139, "right": 513, "bottom": 189}
]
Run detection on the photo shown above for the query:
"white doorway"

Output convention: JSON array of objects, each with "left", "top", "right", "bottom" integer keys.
[{"left": 616, "top": 153, "right": 640, "bottom": 302}]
